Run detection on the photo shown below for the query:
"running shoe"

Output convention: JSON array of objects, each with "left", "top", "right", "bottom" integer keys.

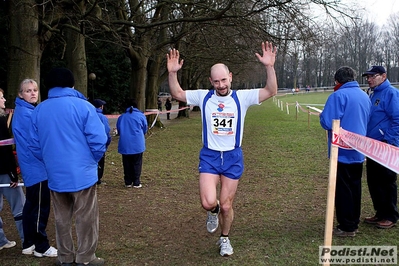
[
  {"left": 217, "top": 237, "right": 234, "bottom": 256},
  {"left": 206, "top": 200, "right": 220, "bottom": 233}
]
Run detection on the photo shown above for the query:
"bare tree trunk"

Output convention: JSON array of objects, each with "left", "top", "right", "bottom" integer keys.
[
  {"left": 147, "top": 54, "right": 164, "bottom": 127},
  {"left": 127, "top": 45, "right": 148, "bottom": 111},
  {"left": 7, "top": 0, "right": 41, "bottom": 107},
  {"left": 145, "top": 3, "right": 169, "bottom": 126},
  {"left": 65, "top": 28, "right": 87, "bottom": 96}
]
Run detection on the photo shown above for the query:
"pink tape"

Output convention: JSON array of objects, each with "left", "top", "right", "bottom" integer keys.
[
  {"left": 0, "top": 138, "right": 15, "bottom": 146},
  {"left": 105, "top": 106, "right": 189, "bottom": 119},
  {"left": 340, "top": 128, "right": 399, "bottom": 174}
]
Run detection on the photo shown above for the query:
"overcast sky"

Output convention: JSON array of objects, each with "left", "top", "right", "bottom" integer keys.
[{"left": 358, "top": 0, "right": 399, "bottom": 26}]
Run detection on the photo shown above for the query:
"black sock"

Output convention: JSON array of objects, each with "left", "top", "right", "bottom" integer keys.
[
  {"left": 211, "top": 202, "right": 219, "bottom": 214},
  {"left": 221, "top": 234, "right": 228, "bottom": 238}
]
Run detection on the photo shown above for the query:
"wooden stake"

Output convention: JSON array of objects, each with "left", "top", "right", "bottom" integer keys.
[
  {"left": 322, "top": 119, "right": 340, "bottom": 266},
  {"left": 7, "top": 109, "right": 13, "bottom": 128}
]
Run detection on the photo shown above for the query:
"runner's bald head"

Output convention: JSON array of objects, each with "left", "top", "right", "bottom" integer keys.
[
  {"left": 210, "top": 63, "right": 230, "bottom": 78},
  {"left": 209, "top": 63, "right": 232, "bottom": 96}
]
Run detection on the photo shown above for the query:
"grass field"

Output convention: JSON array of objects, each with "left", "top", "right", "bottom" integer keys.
[{"left": 1, "top": 90, "right": 398, "bottom": 266}]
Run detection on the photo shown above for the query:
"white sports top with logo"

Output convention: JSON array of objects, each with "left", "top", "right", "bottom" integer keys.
[{"left": 186, "top": 89, "right": 260, "bottom": 151}]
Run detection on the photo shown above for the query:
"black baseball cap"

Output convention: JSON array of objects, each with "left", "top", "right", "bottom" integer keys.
[
  {"left": 93, "top": 99, "right": 106, "bottom": 108},
  {"left": 362, "top": 66, "right": 386, "bottom": 77}
]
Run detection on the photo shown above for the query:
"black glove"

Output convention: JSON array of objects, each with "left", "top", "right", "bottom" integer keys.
[{"left": 8, "top": 170, "right": 18, "bottom": 183}]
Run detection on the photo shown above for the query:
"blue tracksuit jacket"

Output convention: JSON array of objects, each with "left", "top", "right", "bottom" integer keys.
[
  {"left": 29, "top": 87, "right": 107, "bottom": 192},
  {"left": 117, "top": 107, "right": 147, "bottom": 155},
  {"left": 12, "top": 97, "right": 48, "bottom": 187},
  {"left": 367, "top": 79, "right": 399, "bottom": 147},
  {"left": 320, "top": 81, "right": 371, "bottom": 163}
]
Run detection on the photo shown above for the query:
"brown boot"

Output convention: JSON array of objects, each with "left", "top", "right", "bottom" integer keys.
[
  {"left": 364, "top": 215, "right": 380, "bottom": 224},
  {"left": 376, "top": 220, "right": 396, "bottom": 229}
]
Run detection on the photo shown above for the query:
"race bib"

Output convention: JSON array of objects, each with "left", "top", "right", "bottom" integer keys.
[{"left": 211, "top": 112, "right": 235, "bottom": 135}]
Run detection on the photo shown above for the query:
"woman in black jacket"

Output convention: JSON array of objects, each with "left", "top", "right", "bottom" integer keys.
[{"left": 0, "top": 88, "right": 25, "bottom": 250}]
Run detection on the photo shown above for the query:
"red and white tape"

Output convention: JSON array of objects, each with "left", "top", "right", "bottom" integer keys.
[{"left": 336, "top": 128, "right": 399, "bottom": 174}]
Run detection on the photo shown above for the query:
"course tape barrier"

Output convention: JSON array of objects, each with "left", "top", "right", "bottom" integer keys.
[
  {"left": 296, "top": 102, "right": 322, "bottom": 116},
  {"left": 0, "top": 138, "right": 15, "bottom": 146},
  {"left": 104, "top": 106, "right": 189, "bottom": 119},
  {"left": 0, "top": 106, "right": 191, "bottom": 146},
  {"left": 0, "top": 183, "right": 24, "bottom": 188},
  {"left": 5, "top": 106, "right": 189, "bottom": 120},
  {"left": 106, "top": 106, "right": 190, "bottom": 130},
  {"left": 336, "top": 128, "right": 399, "bottom": 174},
  {"left": 274, "top": 98, "right": 324, "bottom": 116}
]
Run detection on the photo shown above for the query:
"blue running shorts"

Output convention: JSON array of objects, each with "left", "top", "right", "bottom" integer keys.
[{"left": 198, "top": 147, "right": 243, "bottom": 180}]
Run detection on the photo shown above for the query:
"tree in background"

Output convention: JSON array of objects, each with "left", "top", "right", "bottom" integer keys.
[
  {"left": 3, "top": 0, "right": 399, "bottom": 115},
  {"left": 7, "top": 0, "right": 42, "bottom": 103}
]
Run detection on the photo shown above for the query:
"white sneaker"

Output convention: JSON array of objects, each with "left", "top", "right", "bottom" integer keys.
[
  {"left": 22, "top": 244, "right": 35, "bottom": 255},
  {"left": 133, "top": 184, "right": 142, "bottom": 188},
  {"left": 0, "top": 241, "right": 16, "bottom": 250},
  {"left": 217, "top": 237, "right": 234, "bottom": 256},
  {"left": 206, "top": 200, "right": 220, "bottom": 233},
  {"left": 34, "top": 246, "right": 58, "bottom": 258}
]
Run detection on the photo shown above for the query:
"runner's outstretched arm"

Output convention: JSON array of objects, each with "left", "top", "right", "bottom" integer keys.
[
  {"left": 255, "top": 41, "right": 278, "bottom": 103},
  {"left": 167, "top": 49, "right": 187, "bottom": 102}
]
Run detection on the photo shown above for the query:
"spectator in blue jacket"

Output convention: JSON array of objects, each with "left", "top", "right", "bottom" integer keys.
[
  {"left": 0, "top": 88, "right": 25, "bottom": 251},
  {"left": 320, "top": 66, "right": 371, "bottom": 237},
  {"left": 29, "top": 68, "right": 107, "bottom": 266},
  {"left": 12, "top": 79, "right": 57, "bottom": 257},
  {"left": 117, "top": 99, "right": 148, "bottom": 188},
  {"left": 92, "top": 99, "right": 111, "bottom": 185},
  {"left": 362, "top": 65, "right": 399, "bottom": 229}
]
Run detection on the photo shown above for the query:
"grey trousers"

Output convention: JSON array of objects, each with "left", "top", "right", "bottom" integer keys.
[
  {"left": 51, "top": 185, "right": 99, "bottom": 264},
  {"left": 0, "top": 173, "right": 25, "bottom": 246}
]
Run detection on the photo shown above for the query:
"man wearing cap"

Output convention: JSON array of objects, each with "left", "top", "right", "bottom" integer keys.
[
  {"left": 362, "top": 65, "right": 399, "bottom": 229},
  {"left": 93, "top": 99, "right": 112, "bottom": 185}
]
